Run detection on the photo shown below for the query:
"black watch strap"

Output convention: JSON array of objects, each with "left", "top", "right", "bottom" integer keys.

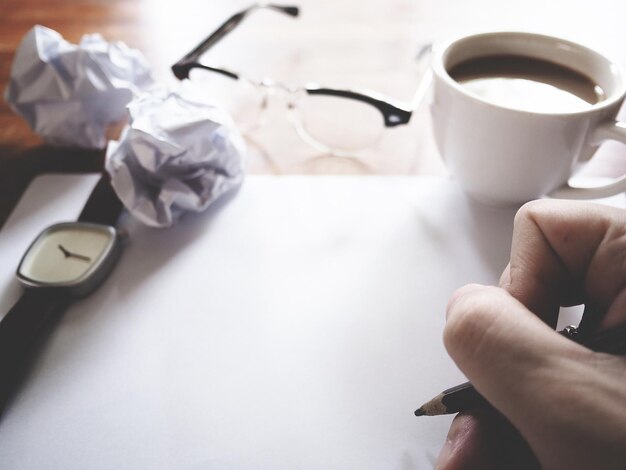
[
  {"left": 78, "top": 173, "right": 124, "bottom": 225},
  {"left": 0, "top": 172, "right": 124, "bottom": 414},
  {"left": 0, "top": 289, "right": 70, "bottom": 411}
]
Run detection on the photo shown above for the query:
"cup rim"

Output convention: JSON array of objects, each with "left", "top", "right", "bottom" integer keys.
[{"left": 432, "top": 31, "right": 626, "bottom": 117}]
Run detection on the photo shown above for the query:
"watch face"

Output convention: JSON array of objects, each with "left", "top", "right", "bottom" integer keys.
[{"left": 17, "top": 222, "right": 120, "bottom": 296}]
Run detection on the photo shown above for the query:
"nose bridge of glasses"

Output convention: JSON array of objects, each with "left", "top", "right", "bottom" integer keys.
[{"left": 248, "top": 78, "right": 305, "bottom": 107}]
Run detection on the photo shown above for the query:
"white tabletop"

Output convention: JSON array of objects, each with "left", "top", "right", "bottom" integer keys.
[{"left": 0, "top": 174, "right": 605, "bottom": 469}]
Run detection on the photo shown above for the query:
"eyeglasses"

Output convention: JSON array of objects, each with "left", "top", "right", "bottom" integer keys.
[{"left": 172, "top": 4, "right": 420, "bottom": 156}]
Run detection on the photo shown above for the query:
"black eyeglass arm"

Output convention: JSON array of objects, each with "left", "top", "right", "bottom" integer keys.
[
  {"left": 266, "top": 4, "right": 299, "bottom": 17},
  {"left": 172, "top": 4, "right": 299, "bottom": 80},
  {"left": 304, "top": 85, "right": 413, "bottom": 127},
  {"left": 172, "top": 62, "right": 240, "bottom": 81}
]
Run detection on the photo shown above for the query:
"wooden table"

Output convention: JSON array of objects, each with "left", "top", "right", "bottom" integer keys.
[{"left": 2, "top": 0, "right": 626, "bottom": 225}]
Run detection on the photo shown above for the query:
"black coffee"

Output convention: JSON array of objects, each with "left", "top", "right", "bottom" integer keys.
[{"left": 448, "top": 55, "right": 605, "bottom": 112}]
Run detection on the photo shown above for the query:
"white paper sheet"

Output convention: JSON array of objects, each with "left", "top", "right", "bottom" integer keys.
[{"left": 0, "top": 174, "right": 595, "bottom": 469}]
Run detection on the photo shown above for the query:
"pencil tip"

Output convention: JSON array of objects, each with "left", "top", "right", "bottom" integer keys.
[{"left": 414, "top": 407, "right": 426, "bottom": 416}]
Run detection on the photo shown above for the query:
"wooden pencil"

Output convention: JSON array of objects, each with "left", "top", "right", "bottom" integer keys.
[{"left": 414, "top": 323, "right": 626, "bottom": 416}]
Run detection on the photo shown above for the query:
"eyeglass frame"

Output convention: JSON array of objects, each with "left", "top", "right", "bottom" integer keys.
[{"left": 171, "top": 3, "right": 415, "bottom": 133}]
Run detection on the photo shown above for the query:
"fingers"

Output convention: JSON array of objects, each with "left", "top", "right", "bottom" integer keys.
[
  {"left": 444, "top": 283, "right": 626, "bottom": 469},
  {"left": 439, "top": 201, "right": 626, "bottom": 469},
  {"left": 435, "top": 408, "right": 539, "bottom": 470},
  {"left": 444, "top": 285, "right": 588, "bottom": 390},
  {"left": 503, "top": 200, "right": 626, "bottom": 329},
  {"left": 444, "top": 284, "right": 586, "bottom": 440}
]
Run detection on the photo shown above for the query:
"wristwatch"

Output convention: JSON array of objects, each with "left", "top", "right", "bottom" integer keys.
[{"left": 0, "top": 174, "right": 124, "bottom": 413}]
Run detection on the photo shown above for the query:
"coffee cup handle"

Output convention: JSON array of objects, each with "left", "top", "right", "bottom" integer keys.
[{"left": 549, "top": 120, "right": 626, "bottom": 200}]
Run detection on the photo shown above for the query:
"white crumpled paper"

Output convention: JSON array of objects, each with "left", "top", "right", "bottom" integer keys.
[
  {"left": 105, "top": 85, "right": 246, "bottom": 228},
  {"left": 4, "top": 25, "right": 153, "bottom": 149}
]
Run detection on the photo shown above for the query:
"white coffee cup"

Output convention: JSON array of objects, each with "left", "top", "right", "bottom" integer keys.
[{"left": 430, "top": 31, "right": 626, "bottom": 205}]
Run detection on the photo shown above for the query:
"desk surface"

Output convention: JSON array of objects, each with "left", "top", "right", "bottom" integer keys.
[
  {"left": 1, "top": 173, "right": 620, "bottom": 469},
  {"left": 0, "top": 173, "right": 520, "bottom": 469}
]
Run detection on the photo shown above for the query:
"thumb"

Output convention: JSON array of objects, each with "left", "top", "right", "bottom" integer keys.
[{"left": 443, "top": 284, "right": 591, "bottom": 451}]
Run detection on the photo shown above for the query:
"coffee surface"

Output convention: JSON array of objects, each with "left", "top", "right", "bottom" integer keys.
[{"left": 448, "top": 55, "right": 605, "bottom": 112}]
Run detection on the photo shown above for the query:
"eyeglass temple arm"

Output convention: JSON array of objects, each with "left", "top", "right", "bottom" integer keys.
[
  {"left": 172, "top": 4, "right": 299, "bottom": 80},
  {"left": 410, "top": 44, "right": 433, "bottom": 109}
]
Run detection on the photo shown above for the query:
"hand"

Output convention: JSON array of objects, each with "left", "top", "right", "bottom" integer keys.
[{"left": 436, "top": 200, "right": 626, "bottom": 470}]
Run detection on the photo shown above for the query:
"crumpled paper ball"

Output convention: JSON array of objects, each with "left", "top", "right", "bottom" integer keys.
[
  {"left": 4, "top": 25, "right": 153, "bottom": 149},
  {"left": 105, "top": 85, "right": 246, "bottom": 228}
]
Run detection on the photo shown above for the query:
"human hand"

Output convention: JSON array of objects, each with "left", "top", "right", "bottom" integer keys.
[{"left": 436, "top": 200, "right": 626, "bottom": 470}]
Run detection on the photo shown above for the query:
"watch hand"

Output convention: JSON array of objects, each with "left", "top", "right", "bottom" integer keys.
[
  {"left": 69, "top": 252, "right": 92, "bottom": 262},
  {"left": 57, "top": 244, "right": 91, "bottom": 262},
  {"left": 58, "top": 244, "right": 71, "bottom": 257}
]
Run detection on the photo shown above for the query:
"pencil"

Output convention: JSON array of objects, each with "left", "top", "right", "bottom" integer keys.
[{"left": 414, "top": 323, "right": 626, "bottom": 417}]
